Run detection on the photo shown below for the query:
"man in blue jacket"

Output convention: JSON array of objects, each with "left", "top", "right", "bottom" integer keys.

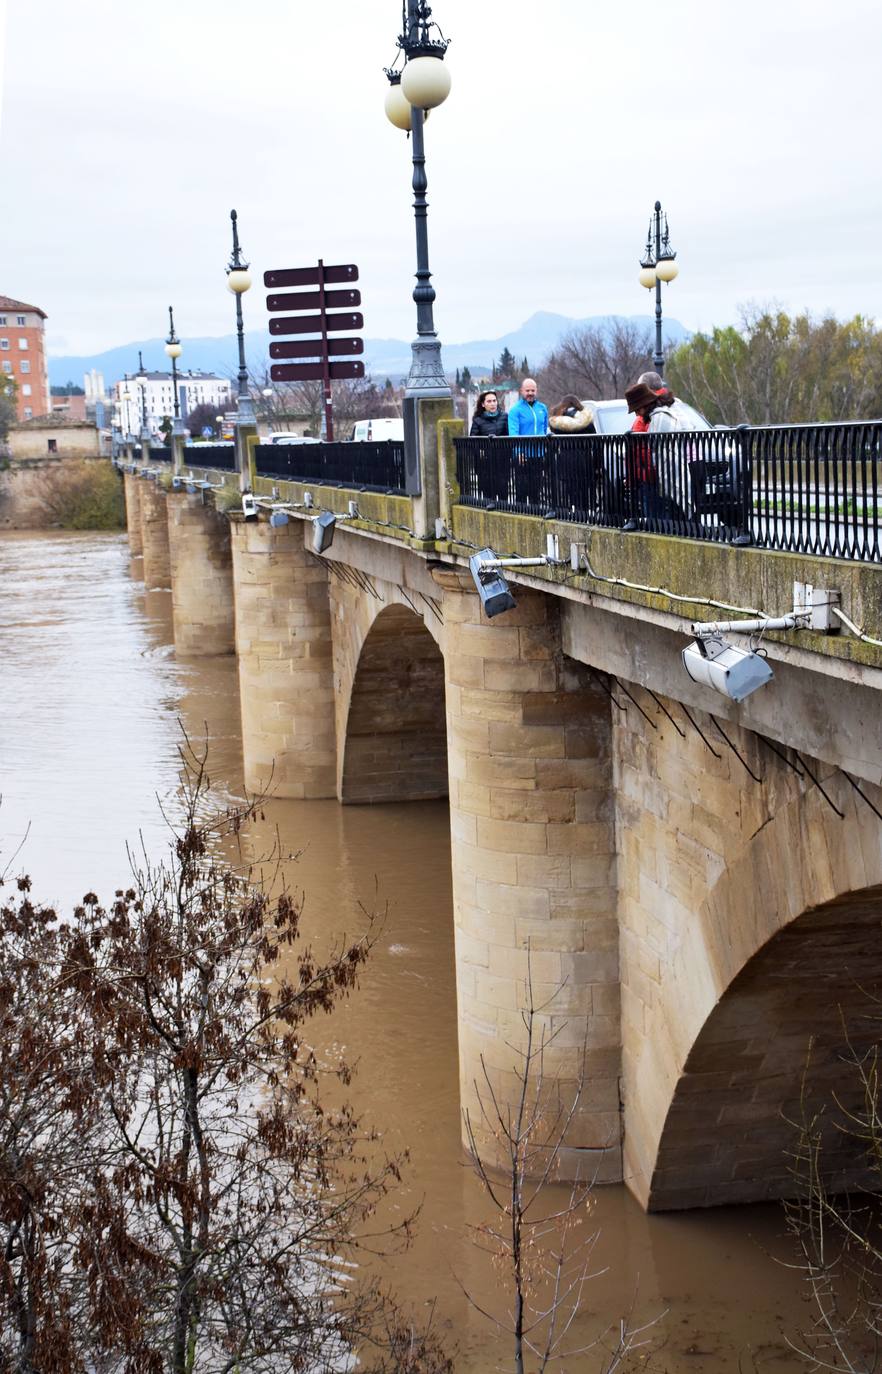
[
  {"left": 507, "top": 378, "right": 548, "bottom": 436},
  {"left": 507, "top": 378, "right": 548, "bottom": 506}
]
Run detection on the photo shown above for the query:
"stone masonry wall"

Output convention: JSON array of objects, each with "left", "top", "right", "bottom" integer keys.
[
  {"left": 123, "top": 471, "right": 142, "bottom": 555},
  {"left": 166, "top": 491, "right": 234, "bottom": 657},
  {"left": 139, "top": 479, "right": 171, "bottom": 588},
  {"left": 230, "top": 517, "right": 336, "bottom": 799},
  {"left": 437, "top": 570, "right": 621, "bottom": 1182}
]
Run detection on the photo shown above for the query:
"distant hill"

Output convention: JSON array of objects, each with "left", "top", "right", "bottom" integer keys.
[{"left": 47, "top": 311, "right": 691, "bottom": 389}]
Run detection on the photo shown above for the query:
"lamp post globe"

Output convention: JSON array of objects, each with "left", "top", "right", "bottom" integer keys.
[
  {"left": 384, "top": 74, "right": 414, "bottom": 130},
  {"left": 655, "top": 257, "right": 679, "bottom": 283},
  {"left": 227, "top": 269, "right": 252, "bottom": 295},
  {"left": 400, "top": 54, "right": 451, "bottom": 108},
  {"left": 637, "top": 200, "right": 680, "bottom": 376}
]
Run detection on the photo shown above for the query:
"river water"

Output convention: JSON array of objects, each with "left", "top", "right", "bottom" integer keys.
[{"left": 0, "top": 530, "right": 814, "bottom": 1372}]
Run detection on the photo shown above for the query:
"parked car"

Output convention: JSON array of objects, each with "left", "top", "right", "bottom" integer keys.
[
  {"left": 349, "top": 418, "right": 404, "bottom": 443},
  {"left": 269, "top": 432, "right": 319, "bottom": 445},
  {"left": 587, "top": 397, "right": 713, "bottom": 435}
]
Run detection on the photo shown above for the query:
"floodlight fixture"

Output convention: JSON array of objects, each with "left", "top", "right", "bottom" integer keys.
[
  {"left": 682, "top": 635, "right": 774, "bottom": 702},
  {"left": 467, "top": 546, "right": 561, "bottom": 619},
  {"left": 241, "top": 493, "right": 259, "bottom": 521},
  {"left": 313, "top": 511, "right": 337, "bottom": 554},
  {"left": 682, "top": 607, "right": 812, "bottom": 702},
  {"left": 269, "top": 510, "right": 289, "bottom": 527}
]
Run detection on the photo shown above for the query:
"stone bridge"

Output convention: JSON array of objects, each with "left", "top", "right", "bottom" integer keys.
[{"left": 118, "top": 428, "right": 882, "bottom": 1211}]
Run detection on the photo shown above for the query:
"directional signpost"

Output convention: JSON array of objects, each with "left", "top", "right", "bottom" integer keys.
[{"left": 264, "top": 261, "right": 363, "bottom": 441}]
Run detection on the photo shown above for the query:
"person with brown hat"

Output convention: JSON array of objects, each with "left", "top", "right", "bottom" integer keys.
[{"left": 621, "top": 381, "right": 663, "bottom": 530}]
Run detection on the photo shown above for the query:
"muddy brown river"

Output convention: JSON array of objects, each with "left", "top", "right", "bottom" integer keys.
[{"left": 0, "top": 530, "right": 816, "bottom": 1371}]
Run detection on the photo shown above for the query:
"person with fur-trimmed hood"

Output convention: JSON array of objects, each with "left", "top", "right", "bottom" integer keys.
[{"left": 548, "top": 394, "right": 595, "bottom": 435}]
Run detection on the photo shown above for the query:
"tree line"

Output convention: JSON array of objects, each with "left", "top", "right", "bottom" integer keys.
[{"left": 531, "top": 308, "right": 882, "bottom": 425}]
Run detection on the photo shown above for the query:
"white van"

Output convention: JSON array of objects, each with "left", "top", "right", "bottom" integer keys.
[{"left": 349, "top": 418, "right": 404, "bottom": 443}]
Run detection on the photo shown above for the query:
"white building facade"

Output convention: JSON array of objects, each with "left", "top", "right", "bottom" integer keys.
[{"left": 114, "top": 370, "right": 232, "bottom": 438}]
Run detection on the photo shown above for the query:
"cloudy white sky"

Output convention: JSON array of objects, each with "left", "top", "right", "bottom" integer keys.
[{"left": 0, "top": 0, "right": 879, "bottom": 358}]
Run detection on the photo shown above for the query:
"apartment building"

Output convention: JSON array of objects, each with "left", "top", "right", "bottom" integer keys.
[
  {"left": 0, "top": 294, "right": 50, "bottom": 421},
  {"left": 114, "top": 370, "right": 233, "bottom": 437}
]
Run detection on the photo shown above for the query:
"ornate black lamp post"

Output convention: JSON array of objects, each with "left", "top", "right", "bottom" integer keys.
[
  {"left": 136, "top": 350, "right": 151, "bottom": 459},
  {"left": 164, "top": 305, "right": 184, "bottom": 435},
  {"left": 638, "top": 201, "right": 680, "bottom": 376},
  {"left": 384, "top": 1, "right": 452, "bottom": 400},
  {"left": 120, "top": 374, "right": 134, "bottom": 444},
  {"left": 225, "top": 209, "right": 256, "bottom": 427}
]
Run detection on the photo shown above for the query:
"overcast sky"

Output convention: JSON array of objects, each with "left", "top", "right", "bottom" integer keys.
[{"left": 1, "top": 0, "right": 879, "bottom": 359}]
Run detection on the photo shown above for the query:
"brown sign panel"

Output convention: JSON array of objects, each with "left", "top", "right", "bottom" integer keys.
[
  {"left": 263, "top": 264, "right": 358, "bottom": 289},
  {"left": 270, "top": 360, "right": 366, "bottom": 382},
  {"left": 266, "top": 288, "right": 361, "bottom": 313},
  {"left": 269, "top": 311, "right": 363, "bottom": 336},
  {"left": 270, "top": 337, "right": 364, "bottom": 360}
]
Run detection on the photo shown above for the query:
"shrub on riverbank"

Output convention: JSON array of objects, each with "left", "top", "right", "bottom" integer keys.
[
  {"left": 37, "top": 460, "right": 125, "bottom": 530},
  {"left": 0, "top": 741, "right": 454, "bottom": 1373}
]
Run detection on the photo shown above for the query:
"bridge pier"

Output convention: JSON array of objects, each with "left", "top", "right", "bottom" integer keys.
[
  {"left": 167, "top": 491, "right": 234, "bottom": 656},
  {"left": 230, "top": 517, "right": 336, "bottom": 798},
  {"left": 437, "top": 573, "right": 622, "bottom": 1182},
  {"left": 123, "top": 471, "right": 143, "bottom": 557},
  {"left": 139, "top": 480, "right": 171, "bottom": 589}
]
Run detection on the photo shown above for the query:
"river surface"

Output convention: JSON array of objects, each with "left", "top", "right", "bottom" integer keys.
[{"left": 0, "top": 530, "right": 814, "bottom": 1372}]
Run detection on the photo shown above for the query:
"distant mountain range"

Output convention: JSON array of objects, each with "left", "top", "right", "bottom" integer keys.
[{"left": 47, "top": 311, "right": 691, "bottom": 389}]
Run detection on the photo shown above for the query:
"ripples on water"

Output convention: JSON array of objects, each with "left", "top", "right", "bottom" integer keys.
[{"left": 0, "top": 531, "right": 809, "bottom": 1370}]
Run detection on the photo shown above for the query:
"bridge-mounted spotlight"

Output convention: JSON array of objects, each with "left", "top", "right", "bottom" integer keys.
[
  {"left": 313, "top": 511, "right": 337, "bottom": 554},
  {"left": 186, "top": 482, "right": 198, "bottom": 494},
  {"left": 172, "top": 475, "right": 183, "bottom": 490},
  {"left": 303, "top": 491, "right": 314, "bottom": 509},
  {"left": 681, "top": 635, "right": 774, "bottom": 702},
  {"left": 311, "top": 503, "right": 359, "bottom": 555},
  {"left": 270, "top": 510, "right": 289, "bottom": 527},
  {"left": 468, "top": 546, "right": 559, "bottom": 619},
  {"left": 469, "top": 547, "right": 517, "bottom": 619},
  {"left": 682, "top": 605, "right": 816, "bottom": 702},
  {"left": 241, "top": 493, "right": 259, "bottom": 521}
]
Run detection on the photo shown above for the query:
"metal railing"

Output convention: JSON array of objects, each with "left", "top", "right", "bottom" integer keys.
[
  {"left": 454, "top": 422, "right": 882, "bottom": 562},
  {"left": 184, "top": 442, "right": 237, "bottom": 472},
  {"left": 255, "top": 440, "right": 406, "bottom": 493}
]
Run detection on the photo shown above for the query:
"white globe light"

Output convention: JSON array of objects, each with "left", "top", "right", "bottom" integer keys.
[
  {"left": 638, "top": 266, "right": 657, "bottom": 290},
  {"left": 655, "top": 257, "right": 679, "bottom": 283},
  {"left": 227, "top": 269, "right": 252, "bottom": 294},
  {"left": 165, "top": 341, "right": 183, "bottom": 359},
  {"left": 401, "top": 55, "right": 451, "bottom": 109},
  {"left": 384, "top": 82, "right": 413, "bottom": 130}
]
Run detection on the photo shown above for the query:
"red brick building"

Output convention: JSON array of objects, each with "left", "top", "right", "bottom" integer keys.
[{"left": 0, "top": 295, "right": 50, "bottom": 421}]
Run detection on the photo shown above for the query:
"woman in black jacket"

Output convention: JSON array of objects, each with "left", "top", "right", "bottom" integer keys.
[
  {"left": 469, "top": 390, "right": 509, "bottom": 503},
  {"left": 470, "top": 389, "right": 508, "bottom": 437}
]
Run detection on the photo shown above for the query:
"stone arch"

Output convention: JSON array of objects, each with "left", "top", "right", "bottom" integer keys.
[
  {"left": 624, "top": 770, "right": 882, "bottom": 1210},
  {"left": 648, "top": 881, "right": 882, "bottom": 1210},
  {"left": 340, "top": 602, "right": 448, "bottom": 805}
]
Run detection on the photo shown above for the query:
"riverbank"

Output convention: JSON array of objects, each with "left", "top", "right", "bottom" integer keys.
[{"left": 0, "top": 455, "right": 124, "bottom": 530}]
